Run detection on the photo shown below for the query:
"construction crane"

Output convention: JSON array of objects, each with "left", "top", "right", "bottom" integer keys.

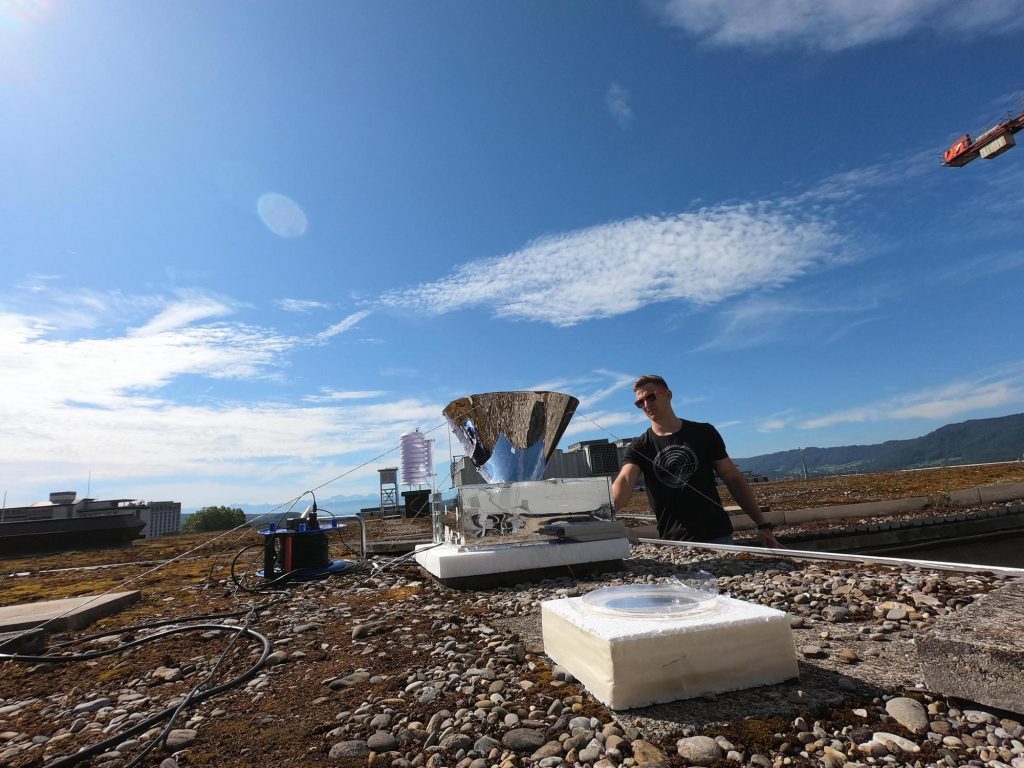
[{"left": 943, "top": 107, "right": 1024, "bottom": 167}]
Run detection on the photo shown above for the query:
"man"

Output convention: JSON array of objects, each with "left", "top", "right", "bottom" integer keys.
[{"left": 611, "top": 374, "right": 780, "bottom": 547}]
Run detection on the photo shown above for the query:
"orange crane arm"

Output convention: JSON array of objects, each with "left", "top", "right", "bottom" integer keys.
[{"left": 943, "top": 110, "right": 1024, "bottom": 167}]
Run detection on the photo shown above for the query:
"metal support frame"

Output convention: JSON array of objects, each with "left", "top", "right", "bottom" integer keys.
[{"left": 379, "top": 467, "right": 399, "bottom": 517}]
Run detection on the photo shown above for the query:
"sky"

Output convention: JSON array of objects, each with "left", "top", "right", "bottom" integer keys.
[{"left": 2, "top": 0, "right": 1024, "bottom": 510}]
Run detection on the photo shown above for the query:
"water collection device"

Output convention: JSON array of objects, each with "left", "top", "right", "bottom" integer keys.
[
  {"left": 256, "top": 505, "right": 367, "bottom": 582},
  {"left": 415, "top": 391, "right": 631, "bottom": 588}
]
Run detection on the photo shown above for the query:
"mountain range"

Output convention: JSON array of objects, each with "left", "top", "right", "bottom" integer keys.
[
  {"left": 733, "top": 413, "right": 1024, "bottom": 479},
  {"left": 183, "top": 492, "right": 379, "bottom": 518}
]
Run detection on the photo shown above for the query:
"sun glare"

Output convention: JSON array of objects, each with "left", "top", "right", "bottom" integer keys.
[
  {"left": 0, "top": 0, "right": 52, "bottom": 31},
  {"left": 257, "top": 192, "right": 308, "bottom": 238}
]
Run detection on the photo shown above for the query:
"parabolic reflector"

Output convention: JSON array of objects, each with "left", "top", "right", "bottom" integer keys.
[{"left": 443, "top": 391, "right": 579, "bottom": 483}]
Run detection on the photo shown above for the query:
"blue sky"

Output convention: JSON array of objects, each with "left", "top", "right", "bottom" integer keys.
[{"left": 2, "top": 0, "right": 1024, "bottom": 509}]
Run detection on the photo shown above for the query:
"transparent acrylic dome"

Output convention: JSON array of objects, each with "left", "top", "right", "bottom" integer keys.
[{"left": 580, "top": 583, "right": 719, "bottom": 618}]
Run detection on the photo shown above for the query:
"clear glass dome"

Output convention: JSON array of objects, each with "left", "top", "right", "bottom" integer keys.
[{"left": 580, "top": 583, "right": 719, "bottom": 618}]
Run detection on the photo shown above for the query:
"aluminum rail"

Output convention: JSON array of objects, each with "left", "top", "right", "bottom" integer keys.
[{"left": 637, "top": 537, "right": 1024, "bottom": 577}]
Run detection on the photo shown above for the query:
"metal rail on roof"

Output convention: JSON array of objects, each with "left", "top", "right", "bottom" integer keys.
[{"left": 637, "top": 538, "right": 1024, "bottom": 577}]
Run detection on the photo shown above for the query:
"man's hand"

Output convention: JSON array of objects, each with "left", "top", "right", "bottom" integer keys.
[{"left": 757, "top": 528, "right": 782, "bottom": 548}]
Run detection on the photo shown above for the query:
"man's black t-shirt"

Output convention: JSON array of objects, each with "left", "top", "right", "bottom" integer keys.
[{"left": 624, "top": 420, "right": 732, "bottom": 542}]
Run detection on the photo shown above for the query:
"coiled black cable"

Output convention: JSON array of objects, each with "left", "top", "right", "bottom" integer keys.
[{"left": 6, "top": 622, "right": 271, "bottom": 768}]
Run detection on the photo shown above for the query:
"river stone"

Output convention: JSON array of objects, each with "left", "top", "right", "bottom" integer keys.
[
  {"left": 885, "top": 697, "right": 928, "bottom": 734},
  {"left": 873, "top": 732, "right": 920, "bottom": 753},
  {"left": 334, "top": 671, "right": 371, "bottom": 687},
  {"left": 367, "top": 731, "right": 399, "bottom": 752},
  {"left": 73, "top": 698, "right": 113, "bottom": 714},
  {"left": 502, "top": 729, "right": 546, "bottom": 751},
  {"left": 439, "top": 733, "right": 473, "bottom": 751},
  {"left": 821, "top": 746, "right": 847, "bottom": 768},
  {"left": 329, "top": 740, "right": 370, "bottom": 758},
  {"left": 531, "top": 741, "right": 564, "bottom": 759},
  {"left": 822, "top": 605, "right": 849, "bottom": 622},
  {"left": 474, "top": 735, "right": 500, "bottom": 753},
  {"left": 164, "top": 730, "right": 197, "bottom": 750},
  {"left": 265, "top": 651, "right": 288, "bottom": 666},
  {"left": 631, "top": 739, "right": 668, "bottom": 764},
  {"left": 676, "top": 735, "right": 723, "bottom": 766}
]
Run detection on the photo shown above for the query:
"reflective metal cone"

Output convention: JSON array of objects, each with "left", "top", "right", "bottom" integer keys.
[{"left": 443, "top": 391, "right": 579, "bottom": 483}]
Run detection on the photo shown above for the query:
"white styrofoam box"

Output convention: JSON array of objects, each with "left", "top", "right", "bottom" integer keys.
[
  {"left": 415, "top": 537, "right": 631, "bottom": 581},
  {"left": 542, "top": 588, "right": 798, "bottom": 709}
]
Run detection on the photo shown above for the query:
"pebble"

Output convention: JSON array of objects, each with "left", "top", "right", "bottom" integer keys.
[
  {"left": 886, "top": 696, "right": 929, "bottom": 734},
  {"left": 676, "top": 735, "right": 723, "bottom": 765},
  {"left": 1, "top": 538, "right": 1017, "bottom": 768},
  {"left": 163, "top": 729, "right": 197, "bottom": 750}
]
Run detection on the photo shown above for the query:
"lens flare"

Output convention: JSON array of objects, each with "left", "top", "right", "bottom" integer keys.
[{"left": 257, "top": 192, "right": 308, "bottom": 238}]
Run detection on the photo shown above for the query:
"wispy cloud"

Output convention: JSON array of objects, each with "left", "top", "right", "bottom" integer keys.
[
  {"left": 697, "top": 288, "right": 888, "bottom": 351},
  {"left": 316, "top": 310, "right": 372, "bottom": 341},
  {"left": 381, "top": 204, "right": 843, "bottom": 327},
  {"left": 130, "top": 294, "right": 233, "bottom": 337},
  {"left": 303, "top": 389, "right": 387, "bottom": 403},
  {"left": 800, "top": 366, "right": 1024, "bottom": 429},
  {"left": 18, "top": 273, "right": 61, "bottom": 293},
  {"left": 653, "top": 0, "right": 1024, "bottom": 51},
  {"left": 276, "top": 298, "right": 329, "bottom": 313},
  {"left": 605, "top": 82, "right": 635, "bottom": 128},
  {"left": 934, "top": 250, "right": 1024, "bottom": 283},
  {"left": 527, "top": 369, "right": 636, "bottom": 412},
  {"left": 757, "top": 411, "right": 795, "bottom": 432}
]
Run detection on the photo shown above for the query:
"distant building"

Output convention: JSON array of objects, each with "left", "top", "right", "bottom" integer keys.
[
  {"left": 0, "top": 491, "right": 148, "bottom": 555},
  {"left": 0, "top": 492, "right": 181, "bottom": 539},
  {"left": 137, "top": 501, "right": 182, "bottom": 538}
]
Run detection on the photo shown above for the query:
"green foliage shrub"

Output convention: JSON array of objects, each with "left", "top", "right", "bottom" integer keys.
[{"left": 182, "top": 505, "right": 246, "bottom": 533}]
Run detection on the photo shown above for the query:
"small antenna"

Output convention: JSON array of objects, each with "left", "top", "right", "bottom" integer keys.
[{"left": 87, "top": 470, "right": 91, "bottom": 498}]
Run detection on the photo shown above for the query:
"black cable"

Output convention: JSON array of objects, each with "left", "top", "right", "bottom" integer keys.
[{"left": 3, "top": 621, "right": 271, "bottom": 768}]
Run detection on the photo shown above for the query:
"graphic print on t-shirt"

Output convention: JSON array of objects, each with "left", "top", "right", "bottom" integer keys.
[{"left": 652, "top": 443, "right": 698, "bottom": 488}]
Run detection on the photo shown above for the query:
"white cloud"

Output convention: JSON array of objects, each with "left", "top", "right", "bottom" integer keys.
[
  {"left": 0, "top": 297, "right": 446, "bottom": 506},
  {"left": 561, "top": 409, "right": 639, "bottom": 442},
  {"left": 316, "top": 310, "right": 372, "bottom": 341},
  {"left": 381, "top": 204, "right": 843, "bottom": 327},
  {"left": 757, "top": 413, "right": 793, "bottom": 432},
  {"left": 130, "top": 294, "right": 233, "bottom": 336},
  {"left": 303, "top": 389, "right": 387, "bottom": 403},
  {"left": 800, "top": 368, "right": 1024, "bottom": 429},
  {"left": 654, "top": 0, "right": 1024, "bottom": 51},
  {"left": 18, "top": 273, "right": 61, "bottom": 293},
  {"left": 605, "top": 82, "right": 635, "bottom": 128},
  {"left": 276, "top": 298, "right": 329, "bottom": 313},
  {"left": 527, "top": 370, "right": 636, "bottom": 411}
]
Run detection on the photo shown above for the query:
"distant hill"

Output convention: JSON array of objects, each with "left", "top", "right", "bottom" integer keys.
[{"left": 734, "top": 413, "right": 1024, "bottom": 479}]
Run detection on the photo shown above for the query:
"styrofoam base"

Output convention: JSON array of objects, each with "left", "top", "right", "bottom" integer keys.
[
  {"left": 542, "top": 592, "right": 798, "bottom": 709},
  {"left": 415, "top": 538, "right": 631, "bottom": 588}
]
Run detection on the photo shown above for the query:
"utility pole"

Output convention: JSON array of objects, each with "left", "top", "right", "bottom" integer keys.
[{"left": 799, "top": 448, "right": 808, "bottom": 480}]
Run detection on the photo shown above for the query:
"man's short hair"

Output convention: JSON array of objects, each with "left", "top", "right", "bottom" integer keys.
[{"left": 633, "top": 374, "right": 668, "bottom": 391}]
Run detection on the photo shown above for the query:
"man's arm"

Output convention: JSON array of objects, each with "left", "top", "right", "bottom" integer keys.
[
  {"left": 611, "top": 463, "right": 641, "bottom": 511},
  {"left": 714, "top": 457, "right": 780, "bottom": 548}
]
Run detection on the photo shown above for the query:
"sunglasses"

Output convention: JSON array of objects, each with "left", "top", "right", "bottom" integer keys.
[{"left": 634, "top": 389, "right": 667, "bottom": 409}]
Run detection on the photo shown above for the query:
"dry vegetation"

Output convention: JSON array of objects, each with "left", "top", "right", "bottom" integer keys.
[
  {"left": 1, "top": 464, "right": 1023, "bottom": 768},
  {"left": 620, "top": 461, "right": 1024, "bottom": 515}
]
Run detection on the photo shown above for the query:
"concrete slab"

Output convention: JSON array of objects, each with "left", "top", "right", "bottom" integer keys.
[
  {"left": 0, "top": 591, "right": 141, "bottom": 634},
  {"left": 784, "top": 497, "right": 930, "bottom": 525},
  {"left": 916, "top": 578, "right": 1024, "bottom": 716}
]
